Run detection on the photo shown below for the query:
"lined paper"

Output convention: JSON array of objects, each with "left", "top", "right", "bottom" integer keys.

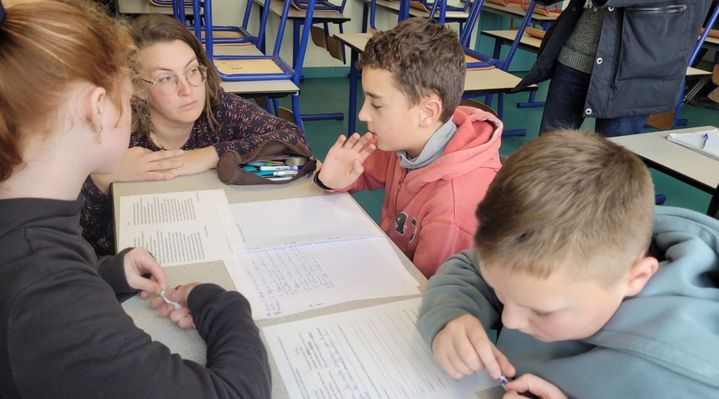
[{"left": 263, "top": 298, "right": 502, "bottom": 399}]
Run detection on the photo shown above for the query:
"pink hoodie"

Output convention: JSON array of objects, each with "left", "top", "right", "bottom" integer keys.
[{"left": 344, "top": 106, "right": 502, "bottom": 277}]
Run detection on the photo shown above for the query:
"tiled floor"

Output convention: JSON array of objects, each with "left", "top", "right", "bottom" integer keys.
[{"left": 274, "top": 76, "right": 716, "bottom": 222}]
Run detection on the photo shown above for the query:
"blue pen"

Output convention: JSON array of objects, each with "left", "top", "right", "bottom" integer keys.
[
  {"left": 702, "top": 132, "right": 709, "bottom": 149},
  {"left": 497, "top": 375, "right": 510, "bottom": 391}
]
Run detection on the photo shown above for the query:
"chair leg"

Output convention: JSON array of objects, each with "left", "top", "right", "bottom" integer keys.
[{"left": 291, "top": 94, "right": 306, "bottom": 134}]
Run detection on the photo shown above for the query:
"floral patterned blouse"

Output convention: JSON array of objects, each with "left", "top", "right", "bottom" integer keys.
[{"left": 80, "top": 90, "right": 306, "bottom": 256}]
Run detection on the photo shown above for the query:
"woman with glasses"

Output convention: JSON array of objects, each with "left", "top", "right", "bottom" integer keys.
[
  {"left": 81, "top": 14, "right": 307, "bottom": 256},
  {"left": 0, "top": 1, "right": 270, "bottom": 397}
]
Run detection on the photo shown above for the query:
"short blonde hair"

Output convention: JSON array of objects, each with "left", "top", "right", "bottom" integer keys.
[{"left": 475, "top": 130, "right": 655, "bottom": 284}]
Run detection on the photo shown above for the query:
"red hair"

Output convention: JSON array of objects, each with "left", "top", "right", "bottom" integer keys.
[{"left": 0, "top": 0, "right": 135, "bottom": 181}]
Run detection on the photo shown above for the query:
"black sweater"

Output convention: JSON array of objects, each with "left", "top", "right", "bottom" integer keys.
[{"left": 0, "top": 198, "right": 270, "bottom": 398}]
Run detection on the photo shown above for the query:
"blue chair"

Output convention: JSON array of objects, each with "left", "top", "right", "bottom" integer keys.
[
  {"left": 173, "top": 0, "right": 267, "bottom": 49},
  {"left": 203, "top": 0, "right": 318, "bottom": 131},
  {"left": 671, "top": 1, "right": 719, "bottom": 128}
]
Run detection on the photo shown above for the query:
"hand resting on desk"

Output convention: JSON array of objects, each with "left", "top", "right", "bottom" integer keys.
[
  {"left": 90, "top": 147, "right": 184, "bottom": 193},
  {"left": 318, "top": 132, "right": 376, "bottom": 189}
]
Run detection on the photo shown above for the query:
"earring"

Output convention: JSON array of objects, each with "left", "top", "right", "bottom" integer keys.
[{"left": 94, "top": 124, "right": 103, "bottom": 144}]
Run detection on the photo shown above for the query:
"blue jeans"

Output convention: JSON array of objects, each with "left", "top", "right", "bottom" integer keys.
[{"left": 539, "top": 63, "right": 648, "bottom": 137}]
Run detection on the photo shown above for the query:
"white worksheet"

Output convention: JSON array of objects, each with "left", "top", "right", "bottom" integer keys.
[
  {"left": 666, "top": 127, "right": 719, "bottom": 159},
  {"left": 263, "top": 298, "right": 503, "bottom": 399},
  {"left": 118, "top": 190, "right": 242, "bottom": 266},
  {"left": 229, "top": 194, "right": 383, "bottom": 252},
  {"left": 225, "top": 238, "right": 419, "bottom": 319}
]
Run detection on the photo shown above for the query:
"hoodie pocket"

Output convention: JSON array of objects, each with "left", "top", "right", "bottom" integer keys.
[{"left": 616, "top": 2, "right": 690, "bottom": 81}]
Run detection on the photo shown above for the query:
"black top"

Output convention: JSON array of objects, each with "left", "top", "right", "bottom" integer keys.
[{"left": 0, "top": 197, "right": 270, "bottom": 398}]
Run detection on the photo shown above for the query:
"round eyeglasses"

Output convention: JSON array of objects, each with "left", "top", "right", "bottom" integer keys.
[{"left": 141, "top": 65, "right": 207, "bottom": 95}]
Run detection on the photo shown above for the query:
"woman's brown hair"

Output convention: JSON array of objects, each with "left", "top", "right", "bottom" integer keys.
[
  {"left": 130, "top": 14, "right": 222, "bottom": 139},
  {"left": 0, "top": 0, "right": 135, "bottom": 182}
]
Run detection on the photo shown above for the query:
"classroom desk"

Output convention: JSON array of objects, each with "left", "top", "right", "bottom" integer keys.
[
  {"left": 705, "top": 35, "right": 719, "bottom": 51},
  {"left": 117, "top": 0, "right": 193, "bottom": 15},
  {"left": 335, "top": 32, "right": 533, "bottom": 134},
  {"left": 364, "top": 0, "right": 470, "bottom": 29},
  {"left": 482, "top": 30, "right": 714, "bottom": 76},
  {"left": 253, "top": 0, "right": 350, "bottom": 66},
  {"left": 115, "top": 171, "right": 427, "bottom": 398},
  {"left": 249, "top": 0, "right": 348, "bottom": 121},
  {"left": 482, "top": 2, "right": 558, "bottom": 27},
  {"left": 482, "top": 29, "right": 712, "bottom": 108},
  {"left": 213, "top": 45, "right": 300, "bottom": 96},
  {"left": 609, "top": 126, "right": 719, "bottom": 194},
  {"left": 254, "top": 0, "right": 350, "bottom": 22}
]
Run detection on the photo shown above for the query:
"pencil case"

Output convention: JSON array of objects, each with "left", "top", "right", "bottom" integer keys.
[{"left": 217, "top": 140, "right": 317, "bottom": 185}]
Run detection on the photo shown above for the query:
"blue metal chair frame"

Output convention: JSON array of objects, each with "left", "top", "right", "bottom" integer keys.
[
  {"left": 289, "top": 0, "right": 344, "bottom": 11},
  {"left": 364, "top": 0, "right": 469, "bottom": 31},
  {"left": 173, "top": 0, "right": 266, "bottom": 48},
  {"left": 672, "top": 2, "right": 719, "bottom": 129},
  {"left": 201, "top": 0, "right": 318, "bottom": 130},
  {"left": 461, "top": 0, "right": 537, "bottom": 135}
]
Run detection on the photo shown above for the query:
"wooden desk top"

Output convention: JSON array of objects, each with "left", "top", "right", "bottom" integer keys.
[
  {"left": 482, "top": 30, "right": 712, "bottom": 78},
  {"left": 482, "top": 1, "right": 559, "bottom": 22},
  {"left": 609, "top": 126, "right": 719, "bottom": 192},
  {"left": 117, "top": 0, "right": 193, "bottom": 15},
  {"left": 686, "top": 66, "right": 712, "bottom": 76},
  {"left": 482, "top": 29, "right": 542, "bottom": 49},
  {"left": 335, "top": 32, "right": 529, "bottom": 93},
  {"left": 116, "top": 172, "right": 426, "bottom": 399},
  {"left": 253, "top": 0, "right": 351, "bottom": 21},
  {"left": 213, "top": 45, "right": 300, "bottom": 95},
  {"left": 703, "top": 34, "right": 719, "bottom": 49},
  {"left": 368, "top": 0, "right": 470, "bottom": 20}
]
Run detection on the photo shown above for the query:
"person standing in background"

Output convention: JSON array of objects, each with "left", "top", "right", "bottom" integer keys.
[{"left": 515, "top": 0, "right": 711, "bottom": 136}]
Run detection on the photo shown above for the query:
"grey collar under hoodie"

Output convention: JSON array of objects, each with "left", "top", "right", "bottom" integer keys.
[{"left": 397, "top": 119, "right": 457, "bottom": 170}]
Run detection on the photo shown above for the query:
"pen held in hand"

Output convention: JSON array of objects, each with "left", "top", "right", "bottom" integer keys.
[{"left": 159, "top": 290, "right": 182, "bottom": 310}]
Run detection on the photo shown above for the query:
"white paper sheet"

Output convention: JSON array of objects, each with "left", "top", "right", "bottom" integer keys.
[
  {"left": 229, "top": 194, "right": 383, "bottom": 252},
  {"left": 118, "top": 190, "right": 242, "bottom": 266},
  {"left": 225, "top": 238, "right": 419, "bottom": 319},
  {"left": 666, "top": 127, "right": 719, "bottom": 159},
  {"left": 263, "top": 298, "right": 503, "bottom": 399}
]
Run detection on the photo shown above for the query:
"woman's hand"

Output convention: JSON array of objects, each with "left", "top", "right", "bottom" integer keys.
[{"left": 91, "top": 147, "right": 184, "bottom": 193}]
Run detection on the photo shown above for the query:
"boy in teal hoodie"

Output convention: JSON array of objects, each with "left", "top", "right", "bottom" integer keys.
[{"left": 419, "top": 130, "right": 719, "bottom": 398}]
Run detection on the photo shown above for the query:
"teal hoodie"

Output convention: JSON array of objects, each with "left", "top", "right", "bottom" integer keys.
[{"left": 418, "top": 206, "right": 719, "bottom": 397}]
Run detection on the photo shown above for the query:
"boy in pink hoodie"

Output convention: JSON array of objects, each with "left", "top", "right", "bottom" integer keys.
[{"left": 315, "top": 19, "right": 502, "bottom": 277}]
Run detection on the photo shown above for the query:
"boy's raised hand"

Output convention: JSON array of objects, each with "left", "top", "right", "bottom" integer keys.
[
  {"left": 318, "top": 132, "right": 376, "bottom": 189},
  {"left": 502, "top": 374, "right": 567, "bottom": 399},
  {"left": 432, "top": 313, "right": 515, "bottom": 381}
]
